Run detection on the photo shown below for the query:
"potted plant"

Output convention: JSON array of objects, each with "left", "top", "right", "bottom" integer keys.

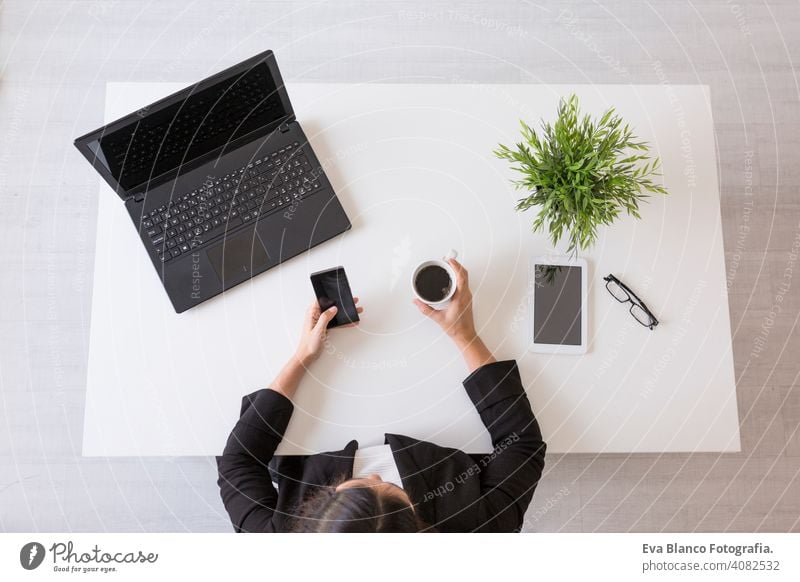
[{"left": 494, "top": 94, "right": 667, "bottom": 255}]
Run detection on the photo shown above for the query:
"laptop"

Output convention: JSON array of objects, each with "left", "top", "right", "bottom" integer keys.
[{"left": 74, "top": 50, "right": 351, "bottom": 313}]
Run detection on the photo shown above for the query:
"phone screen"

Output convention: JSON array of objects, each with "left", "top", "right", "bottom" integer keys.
[
  {"left": 533, "top": 264, "right": 583, "bottom": 345},
  {"left": 310, "top": 267, "right": 359, "bottom": 328}
]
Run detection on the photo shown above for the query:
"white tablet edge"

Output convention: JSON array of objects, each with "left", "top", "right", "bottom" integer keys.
[{"left": 528, "top": 255, "right": 588, "bottom": 355}]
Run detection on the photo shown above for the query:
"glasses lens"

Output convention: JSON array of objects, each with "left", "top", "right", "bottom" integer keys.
[
  {"left": 630, "top": 304, "right": 655, "bottom": 327},
  {"left": 606, "top": 279, "right": 629, "bottom": 302}
]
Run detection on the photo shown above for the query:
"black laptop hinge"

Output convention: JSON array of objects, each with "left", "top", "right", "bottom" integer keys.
[
  {"left": 132, "top": 192, "right": 145, "bottom": 203},
  {"left": 279, "top": 121, "right": 291, "bottom": 133}
]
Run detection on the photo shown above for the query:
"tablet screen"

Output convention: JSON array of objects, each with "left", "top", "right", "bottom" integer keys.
[{"left": 533, "top": 264, "right": 583, "bottom": 346}]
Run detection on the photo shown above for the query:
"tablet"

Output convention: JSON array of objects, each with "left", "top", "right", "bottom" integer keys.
[{"left": 529, "top": 256, "right": 588, "bottom": 354}]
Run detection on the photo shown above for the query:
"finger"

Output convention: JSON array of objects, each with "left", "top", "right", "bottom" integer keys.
[
  {"left": 352, "top": 296, "right": 359, "bottom": 304},
  {"left": 414, "top": 298, "right": 442, "bottom": 322},
  {"left": 449, "top": 258, "right": 468, "bottom": 289},
  {"left": 306, "top": 301, "right": 321, "bottom": 328},
  {"left": 314, "top": 306, "right": 338, "bottom": 331},
  {"left": 356, "top": 307, "right": 364, "bottom": 314}
]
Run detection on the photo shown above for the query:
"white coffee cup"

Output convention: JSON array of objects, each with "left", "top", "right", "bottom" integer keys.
[{"left": 411, "top": 249, "right": 459, "bottom": 310}]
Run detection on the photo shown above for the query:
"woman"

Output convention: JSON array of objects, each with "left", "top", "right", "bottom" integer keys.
[{"left": 217, "top": 259, "right": 546, "bottom": 532}]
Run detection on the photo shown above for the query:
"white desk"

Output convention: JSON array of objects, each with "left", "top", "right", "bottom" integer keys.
[{"left": 83, "top": 83, "right": 739, "bottom": 456}]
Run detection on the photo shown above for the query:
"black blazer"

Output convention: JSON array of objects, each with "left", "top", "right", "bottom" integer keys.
[{"left": 217, "top": 360, "right": 546, "bottom": 532}]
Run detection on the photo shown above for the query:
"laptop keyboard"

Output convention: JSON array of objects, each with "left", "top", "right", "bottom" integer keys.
[{"left": 139, "top": 142, "right": 322, "bottom": 263}]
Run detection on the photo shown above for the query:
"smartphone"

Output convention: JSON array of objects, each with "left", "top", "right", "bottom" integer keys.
[{"left": 310, "top": 267, "right": 360, "bottom": 328}]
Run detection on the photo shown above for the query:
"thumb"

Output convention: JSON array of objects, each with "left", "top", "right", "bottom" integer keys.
[
  {"left": 315, "top": 306, "right": 338, "bottom": 331},
  {"left": 414, "top": 299, "right": 442, "bottom": 323}
]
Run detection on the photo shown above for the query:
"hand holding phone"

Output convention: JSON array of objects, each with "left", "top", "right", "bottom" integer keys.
[{"left": 310, "top": 267, "right": 360, "bottom": 328}]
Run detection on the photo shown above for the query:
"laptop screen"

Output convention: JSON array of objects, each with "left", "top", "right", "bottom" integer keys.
[{"left": 87, "top": 61, "right": 289, "bottom": 193}]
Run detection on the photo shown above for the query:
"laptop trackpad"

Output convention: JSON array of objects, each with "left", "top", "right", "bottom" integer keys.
[{"left": 206, "top": 228, "right": 270, "bottom": 285}]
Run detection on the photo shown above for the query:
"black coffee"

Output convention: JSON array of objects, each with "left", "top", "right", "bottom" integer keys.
[{"left": 415, "top": 265, "right": 452, "bottom": 302}]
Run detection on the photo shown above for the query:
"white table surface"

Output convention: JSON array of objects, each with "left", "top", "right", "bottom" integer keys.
[{"left": 83, "top": 82, "right": 740, "bottom": 456}]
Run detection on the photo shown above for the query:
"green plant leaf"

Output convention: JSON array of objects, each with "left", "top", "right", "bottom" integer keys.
[{"left": 495, "top": 93, "right": 669, "bottom": 254}]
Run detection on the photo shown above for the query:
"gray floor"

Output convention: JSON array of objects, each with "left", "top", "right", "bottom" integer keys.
[{"left": 1, "top": 0, "right": 798, "bottom": 532}]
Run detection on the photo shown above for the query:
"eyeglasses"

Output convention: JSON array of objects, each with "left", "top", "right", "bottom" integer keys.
[{"left": 603, "top": 274, "right": 659, "bottom": 330}]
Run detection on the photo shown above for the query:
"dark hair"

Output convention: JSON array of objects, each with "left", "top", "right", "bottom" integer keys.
[{"left": 292, "top": 482, "right": 426, "bottom": 533}]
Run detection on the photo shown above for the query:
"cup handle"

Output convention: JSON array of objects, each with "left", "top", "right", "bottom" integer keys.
[{"left": 444, "top": 249, "right": 458, "bottom": 262}]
